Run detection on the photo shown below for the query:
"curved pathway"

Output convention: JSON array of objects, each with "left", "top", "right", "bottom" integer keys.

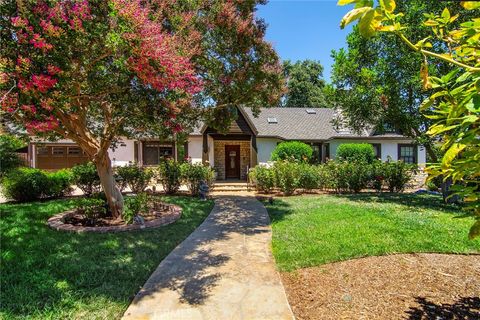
[{"left": 122, "top": 193, "right": 294, "bottom": 320}]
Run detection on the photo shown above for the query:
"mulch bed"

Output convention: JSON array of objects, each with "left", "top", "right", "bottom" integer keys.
[{"left": 281, "top": 253, "right": 480, "bottom": 320}]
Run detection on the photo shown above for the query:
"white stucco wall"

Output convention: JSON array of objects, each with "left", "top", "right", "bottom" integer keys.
[
  {"left": 328, "top": 139, "right": 426, "bottom": 167},
  {"left": 256, "top": 137, "right": 282, "bottom": 164},
  {"left": 109, "top": 138, "right": 135, "bottom": 167},
  {"left": 187, "top": 136, "right": 203, "bottom": 164}
]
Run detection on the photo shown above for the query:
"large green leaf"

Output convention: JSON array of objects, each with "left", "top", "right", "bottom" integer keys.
[
  {"left": 442, "top": 143, "right": 466, "bottom": 169},
  {"left": 340, "top": 7, "right": 371, "bottom": 29},
  {"left": 461, "top": 1, "right": 480, "bottom": 10},
  {"left": 358, "top": 9, "right": 381, "bottom": 38},
  {"left": 379, "top": 0, "right": 396, "bottom": 13}
]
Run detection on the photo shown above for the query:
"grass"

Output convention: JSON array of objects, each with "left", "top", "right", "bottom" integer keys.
[
  {"left": 0, "top": 196, "right": 214, "bottom": 319},
  {"left": 265, "top": 193, "right": 480, "bottom": 272}
]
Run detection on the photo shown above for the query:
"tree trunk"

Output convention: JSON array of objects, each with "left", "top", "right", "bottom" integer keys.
[{"left": 94, "top": 151, "right": 124, "bottom": 218}]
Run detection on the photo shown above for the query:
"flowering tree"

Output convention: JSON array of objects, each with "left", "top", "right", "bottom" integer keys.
[
  {"left": 1, "top": 0, "right": 284, "bottom": 217},
  {"left": 338, "top": 0, "right": 480, "bottom": 238}
]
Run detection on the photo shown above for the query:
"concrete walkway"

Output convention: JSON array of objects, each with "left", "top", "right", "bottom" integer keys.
[{"left": 122, "top": 193, "right": 294, "bottom": 320}]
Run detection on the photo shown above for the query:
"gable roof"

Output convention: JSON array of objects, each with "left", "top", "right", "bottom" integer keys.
[
  {"left": 191, "top": 107, "right": 411, "bottom": 141},
  {"left": 241, "top": 107, "right": 337, "bottom": 140}
]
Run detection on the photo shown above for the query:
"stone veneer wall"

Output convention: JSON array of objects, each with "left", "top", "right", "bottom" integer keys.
[{"left": 213, "top": 140, "right": 251, "bottom": 180}]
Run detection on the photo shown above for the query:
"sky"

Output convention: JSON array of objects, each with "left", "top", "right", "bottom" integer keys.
[{"left": 256, "top": 0, "right": 354, "bottom": 82}]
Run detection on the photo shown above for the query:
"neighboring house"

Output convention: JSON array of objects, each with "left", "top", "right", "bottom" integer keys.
[{"left": 27, "top": 107, "right": 426, "bottom": 179}]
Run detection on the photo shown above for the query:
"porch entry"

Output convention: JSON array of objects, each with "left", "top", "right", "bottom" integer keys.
[{"left": 225, "top": 145, "right": 240, "bottom": 179}]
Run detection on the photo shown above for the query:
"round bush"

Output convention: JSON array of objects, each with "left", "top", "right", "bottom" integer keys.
[
  {"left": 271, "top": 141, "right": 313, "bottom": 163},
  {"left": 336, "top": 143, "right": 376, "bottom": 163},
  {"left": 249, "top": 165, "right": 275, "bottom": 193},
  {"left": 71, "top": 162, "right": 101, "bottom": 196},
  {"left": 116, "top": 163, "right": 153, "bottom": 193},
  {"left": 180, "top": 162, "right": 215, "bottom": 196},
  {"left": 2, "top": 168, "right": 50, "bottom": 201}
]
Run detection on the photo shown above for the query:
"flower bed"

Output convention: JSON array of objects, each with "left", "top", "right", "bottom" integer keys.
[{"left": 47, "top": 202, "right": 182, "bottom": 233}]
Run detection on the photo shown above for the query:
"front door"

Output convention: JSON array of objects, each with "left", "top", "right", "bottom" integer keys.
[{"left": 225, "top": 145, "right": 240, "bottom": 179}]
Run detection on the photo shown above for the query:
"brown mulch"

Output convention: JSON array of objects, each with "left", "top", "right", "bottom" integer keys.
[
  {"left": 64, "top": 208, "right": 171, "bottom": 227},
  {"left": 281, "top": 253, "right": 480, "bottom": 320}
]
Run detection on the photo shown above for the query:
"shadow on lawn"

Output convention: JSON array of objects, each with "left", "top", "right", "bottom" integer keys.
[
  {"left": 333, "top": 192, "right": 464, "bottom": 214},
  {"left": 0, "top": 196, "right": 215, "bottom": 318},
  {"left": 406, "top": 296, "right": 480, "bottom": 319}
]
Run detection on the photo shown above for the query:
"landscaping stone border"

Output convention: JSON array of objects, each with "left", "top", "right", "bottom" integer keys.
[{"left": 47, "top": 203, "right": 182, "bottom": 233}]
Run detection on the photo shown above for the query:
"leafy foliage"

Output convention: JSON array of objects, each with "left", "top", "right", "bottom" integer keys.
[
  {"left": 338, "top": 0, "right": 480, "bottom": 238},
  {"left": 336, "top": 143, "right": 376, "bottom": 163},
  {"left": 123, "top": 193, "right": 148, "bottom": 224},
  {"left": 158, "top": 159, "right": 181, "bottom": 194},
  {"left": 180, "top": 162, "right": 215, "bottom": 196},
  {"left": 71, "top": 162, "right": 101, "bottom": 196},
  {"left": 0, "top": 134, "right": 25, "bottom": 177},
  {"left": 282, "top": 60, "right": 328, "bottom": 108},
  {"left": 249, "top": 165, "right": 275, "bottom": 193},
  {"left": 0, "top": 0, "right": 284, "bottom": 216},
  {"left": 1, "top": 167, "right": 72, "bottom": 201},
  {"left": 271, "top": 141, "right": 313, "bottom": 162},
  {"left": 116, "top": 164, "right": 153, "bottom": 194},
  {"left": 273, "top": 161, "right": 300, "bottom": 195}
]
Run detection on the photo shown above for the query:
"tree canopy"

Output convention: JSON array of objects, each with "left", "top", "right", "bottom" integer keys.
[
  {"left": 0, "top": 0, "right": 284, "bottom": 216},
  {"left": 338, "top": 0, "right": 479, "bottom": 238},
  {"left": 282, "top": 59, "right": 328, "bottom": 108}
]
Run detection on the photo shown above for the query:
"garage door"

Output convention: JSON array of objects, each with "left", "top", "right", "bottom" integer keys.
[{"left": 36, "top": 145, "right": 89, "bottom": 170}]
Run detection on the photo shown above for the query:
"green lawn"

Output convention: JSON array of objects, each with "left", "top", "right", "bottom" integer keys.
[
  {"left": 0, "top": 196, "right": 214, "bottom": 319},
  {"left": 265, "top": 193, "right": 480, "bottom": 272}
]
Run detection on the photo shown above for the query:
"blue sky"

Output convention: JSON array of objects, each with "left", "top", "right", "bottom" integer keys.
[{"left": 256, "top": 0, "right": 353, "bottom": 82}]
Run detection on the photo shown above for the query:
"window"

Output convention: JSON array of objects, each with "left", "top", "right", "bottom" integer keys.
[
  {"left": 52, "top": 147, "right": 65, "bottom": 156},
  {"left": 306, "top": 109, "right": 316, "bottom": 114},
  {"left": 143, "top": 142, "right": 173, "bottom": 165},
  {"left": 68, "top": 147, "right": 82, "bottom": 156},
  {"left": 398, "top": 144, "right": 416, "bottom": 164},
  {"left": 310, "top": 143, "right": 322, "bottom": 164},
  {"left": 324, "top": 143, "right": 330, "bottom": 160},
  {"left": 37, "top": 146, "right": 48, "bottom": 156},
  {"left": 267, "top": 117, "right": 277, "bottom": 124},
  {"left": 371, "top": 143, "right": 381, "bottom": 159}
]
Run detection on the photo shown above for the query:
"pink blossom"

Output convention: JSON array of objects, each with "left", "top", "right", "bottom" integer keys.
[
  {"left": 29, "top": 34, "right": 53, "bottom": 51},
  {"left": 11, "top": 16, "right": 28, "bottom": 28},
  {"left": 47, "top": 65, "right": 62, "bottom": 75},
  {"left": 21, "top": 104, "right": 37, "bottom": 114},
  {"left": 32, "top": 74, "right": 57, "bottom": 93}
]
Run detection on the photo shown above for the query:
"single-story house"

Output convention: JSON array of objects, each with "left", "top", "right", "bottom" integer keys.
[{"left": 27, "top": 107, "right": 426, "bottom": 179}]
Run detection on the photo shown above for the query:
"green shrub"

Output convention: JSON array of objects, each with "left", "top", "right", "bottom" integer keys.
[
  {"left": 116, "top": 163, "right": 153, "bottom": 194},
  {"left": 384, "top": 160, "right": 414, "bottom": 192},
  {"left": 2, "top": 167, "right": 74, "bottom": 201},
  {"left": 249, "top": 166, "right": 275, "bottom": 193},
  {"left": 317, "top": 165, "right": 331, "bottom": 190},
  {"left": 77, "top": 198, "right": 106, "bottom": 224},
  {"left": 322, "top": 161, "right": 371, "bottom": 193},
  {"left": 271, "top": 141, "right": 313, "bottom": 163},
  {"left": 273, "top": 161, "right": 300, "bottom": 195},
  {"left": 336, "top": 143, "right": 376, "bottom": 163},
  {"left": 0, "top": 134, "right": 25, "bottom": 178},
  {"left": 123, "top": 193, "right": 148, "bottom": 224},
  {"left": 71, "top": 162, "right": 101, "bottom": 196},
  {"left": 180, "top": 162, "right": 215, "bottom": 196},
  {"left": 298, "top": 163, "right": 320, "bottom": 191},
  {"left": 158, "top": 159, "right": 181, "bottom": 194},
  {"left": 47, "top": 169, "right": 73, "bottom": 198},
  {"left": 2, "top": 168, "right": 49, "bottom": 201},
  {"left": 370, "top": 160, "right": 385, "bottom": 192}
]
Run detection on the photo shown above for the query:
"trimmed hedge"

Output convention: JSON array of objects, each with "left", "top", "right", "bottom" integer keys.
[
  {"left": 1, "top": 167, "right": 73, "bottom": 202},
  {"left": 249, "top": 159, "right": 415, "bottom": 195},
  {"left": 336, "top": 143, "right": 376, "bottom": 163},
  {"left": 116, "top": 163, "right": 153, "bottom": 193},
  {"left": 271, "top": 141, "right": 313, "bottom": 163}
]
